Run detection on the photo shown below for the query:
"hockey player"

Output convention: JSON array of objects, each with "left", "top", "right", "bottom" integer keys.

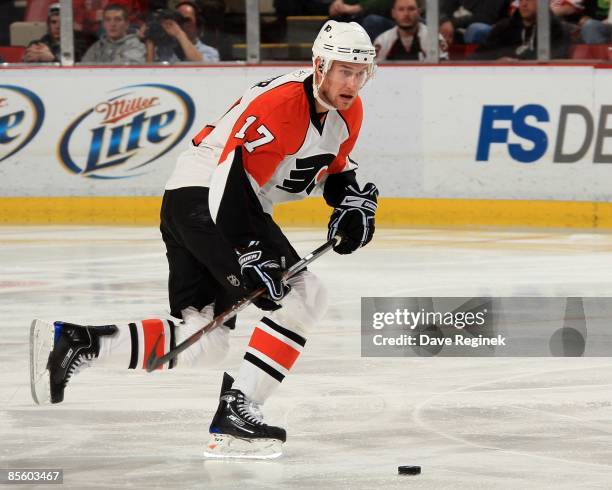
[{"left": 30, "top": 20, "right": 379, "bottom": 459}]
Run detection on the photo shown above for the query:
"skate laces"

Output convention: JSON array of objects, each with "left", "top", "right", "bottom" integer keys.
[
  {"left": 249, "top": 401, "right": 264, "bottom": 422},
  {"left": 237, "top": 393, "right": 265, "bottom": 425},
  {"left": 65, "top": 352, "right": 95, "bottom": 384}
]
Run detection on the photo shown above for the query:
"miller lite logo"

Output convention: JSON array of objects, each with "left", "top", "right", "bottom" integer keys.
[
  {"left": 58, "top": 84, "right": 195, "bottom": 179},
  {"left": 0, "top": 85, "right": 45, "bottom": 163}
]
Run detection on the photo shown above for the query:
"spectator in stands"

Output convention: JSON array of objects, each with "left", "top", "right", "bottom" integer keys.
[
  {"left": 72, "top": 0, "right": 149, "bottom": 37},
  {"left": 23, "top": 3, "right": 89, "bottom": 62},
  {"left": 144, "top": 1, "right": 220, "bottom": 62},
  {"left": 470, "top": 0, "right": 570, "bottom": 60},
  {"left": 550, "top": 0, "right": 585, "bottom": 22},
  {"left": 23, "top": 3, "right": 62, "bottom": 63},
  {"left": 439, "top": 0, "right": 510, "bottom": 45},
  {"left": 580, "top": 0, "right": 611, "bottom": 43},
  {"left": 81, "top": 4, "right": 146, "bottom": 63},
  {"left": 509, "top": 0, "right": 588, "bottom": 41},
  {"left": 328, "top": 0, "right": 395, "bottom": 40},
  {"left": 26, "top": 0, "right": 149, "bottom": 36},
  {"left": 548, "top": 1, "right": 586, "bottom": 42},
  {"left": 373, "top": 0, "right": 448, "bottom": 61}
]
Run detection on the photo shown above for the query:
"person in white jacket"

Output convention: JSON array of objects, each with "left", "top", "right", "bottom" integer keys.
[{"left": 374, "top": 0, "right": 448, "bottom": 61}]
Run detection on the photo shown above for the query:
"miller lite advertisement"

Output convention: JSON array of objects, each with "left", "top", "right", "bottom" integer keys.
[
  {"left": 58, "top": 84, "right": 194, "bottom": 180},
  {"left": 0, "top": 85, "right": 45, "bottom": 164},
  {"left": 2, "top": 66, "right": 612, "bottom": 201},
  {"left": 0, "top": 67, "right": 285, "bottom": 196}
]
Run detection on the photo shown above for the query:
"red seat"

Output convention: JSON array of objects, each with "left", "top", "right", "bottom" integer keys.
[
  {"left": 570, "top": 44, "right": 612, "bottom": 60},
  {"left": 24, "top": 0, "right": 55, "bottom": 22},
  {"left": 0, "top": 46, "right": 26, "bottom": 63},
  {"left": 590, "top": 44, "right": 612, "bottom": 60},
  {"left": 448, "top": 43, "right": 478, "bottom": 61}
]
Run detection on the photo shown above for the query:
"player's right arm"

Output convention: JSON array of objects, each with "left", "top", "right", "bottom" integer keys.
[{"left": 322, "top": 97, "right": 379, "bottom": 255}]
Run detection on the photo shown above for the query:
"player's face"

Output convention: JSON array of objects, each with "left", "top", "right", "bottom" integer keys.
[
  {"left": 319, "top": 62, "right": 369, "bottom": 110},
  {"left": 392, "top": 0, "right": 420, "bottom": 30},
  {"left": 103, "top": 10, "right": 129, "bottom": 41}
]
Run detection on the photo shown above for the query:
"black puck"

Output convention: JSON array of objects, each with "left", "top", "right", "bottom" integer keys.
[{"left": 398, "top": 465, "right": 421, "bottom": 475}]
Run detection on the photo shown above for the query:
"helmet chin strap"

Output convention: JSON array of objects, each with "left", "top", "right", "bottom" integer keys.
[{"left": 313, "top": 61, "right": 337, "bottom": 112}]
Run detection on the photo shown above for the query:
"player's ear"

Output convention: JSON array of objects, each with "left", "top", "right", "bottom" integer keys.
[{"left": 313, "top": 57, "right": 324, "bottom": 84}]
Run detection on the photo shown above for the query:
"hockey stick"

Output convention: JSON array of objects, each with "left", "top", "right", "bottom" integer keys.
[{"left": 145, "top": 236, "right": 340, "bottom": 372}]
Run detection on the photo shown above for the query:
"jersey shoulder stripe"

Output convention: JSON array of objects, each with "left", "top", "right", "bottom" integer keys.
[{"left": 241, "top": 80, "right": 308, "bottom": 126}]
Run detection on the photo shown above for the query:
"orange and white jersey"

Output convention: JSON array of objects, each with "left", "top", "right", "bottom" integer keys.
[{"left": 165, "top": 69, "right": 363, "bottom": 215}]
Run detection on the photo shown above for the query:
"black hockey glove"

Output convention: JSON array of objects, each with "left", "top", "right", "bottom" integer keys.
[
  {"left": 327, "top": 182, "right": 378, "bottom": 255},
  {"left": 238, "top": 242, "right": 291, "bottom": 311}
]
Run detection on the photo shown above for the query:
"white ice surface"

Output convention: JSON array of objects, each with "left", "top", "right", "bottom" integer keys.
[{"left": 1, "top": 226, "right": 612, "bottom": 489}]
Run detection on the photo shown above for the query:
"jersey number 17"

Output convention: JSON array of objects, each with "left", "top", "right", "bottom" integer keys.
[{"left": 234, "top": 116, "right": 275, "bottom": 153}]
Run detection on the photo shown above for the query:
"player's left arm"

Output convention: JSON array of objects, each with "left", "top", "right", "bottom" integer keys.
[{"left": 323, "top": 99, "right": 379, "bottom": 255}]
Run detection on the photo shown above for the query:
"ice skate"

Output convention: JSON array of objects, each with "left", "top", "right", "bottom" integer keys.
[
  {"left": 204, "top": 373, "right": 286, "bottom": 459},
  {"left": 29, "top": 319, "right": 117, "bottom": 405}
]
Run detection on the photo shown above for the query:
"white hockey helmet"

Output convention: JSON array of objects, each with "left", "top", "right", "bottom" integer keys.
[{"left": 311, "top": 20, "right": 376, "bottom": 110}]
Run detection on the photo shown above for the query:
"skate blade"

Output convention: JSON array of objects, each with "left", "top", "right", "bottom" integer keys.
[
  {"left": 204, "top": 433, "right": 283, "bottom": 460},
  {"left": 29, "top": 319, "right": 54, "bottom": 405}
]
